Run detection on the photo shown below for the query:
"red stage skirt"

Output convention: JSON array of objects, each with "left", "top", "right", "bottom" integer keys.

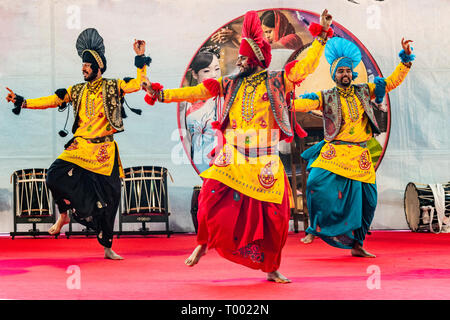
[{"left": 196, "top": 175, "right": 291, "bottom": 273}]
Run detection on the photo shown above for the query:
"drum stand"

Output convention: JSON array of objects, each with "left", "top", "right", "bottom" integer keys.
[
  {"left": 117, "top": 214, "right": 172, "bottom": 238},
  {"left": 64, "top": 210, "right": 97, "bottom": 238},
  {"left": 117, "top": 166, "right": 173, "bottom": 238},
  {"left": 11, "top": 218, "right": 58, "bottom": 239}
]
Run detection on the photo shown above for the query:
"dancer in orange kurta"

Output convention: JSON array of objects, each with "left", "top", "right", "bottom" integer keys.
[
  {"left": 5, "top": 29, "right": 150, "bottom": 260},
  {"left": 143, "top": 10, "right": 333, "bottom": 283}
]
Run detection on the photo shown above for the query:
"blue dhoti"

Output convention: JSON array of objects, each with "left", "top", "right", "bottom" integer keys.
[{"left": 302, "top": 141, "right": 377, "bottom": 249}]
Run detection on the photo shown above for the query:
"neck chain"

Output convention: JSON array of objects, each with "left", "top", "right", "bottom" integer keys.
[
  {"left": 241, "top": 71, "right": 267, "bottom": 122},
  {"left": 87, "top": 78, "right": 102, "bottom": 93},
  {"left": 85, "top": 79, "right": 102, "bottom": 120},
  {"left": 337, "top": 85, "right": 359, "bottom": 122}
]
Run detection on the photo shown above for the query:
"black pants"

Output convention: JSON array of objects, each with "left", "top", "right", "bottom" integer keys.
[{"left": 46, "top": 155, "right": 121, "bottom": 248}]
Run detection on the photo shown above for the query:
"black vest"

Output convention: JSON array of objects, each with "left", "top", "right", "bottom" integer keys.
[{"left": 70, "top": 78, "right": 124, "bottom": 134}]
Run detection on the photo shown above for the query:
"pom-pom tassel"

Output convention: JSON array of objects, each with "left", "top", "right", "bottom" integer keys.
[
  {"left": 399, "top": 48, "right": 415, "bottom": 63},
  {"left": 202, "top": 78, "right": 220, "bottom": 96},
  {"left": 374, "top": 77, "right": 387, "bottom": 104},
  {"left": 308, "top": 22, "right": 334, "bottom": 38},
  {"left": 295, "top": 122, "right": 308, "bottom": 138},
  {"left": 12, "top": 94, "right": 24, "bottom": 115},
  {"left": 143, "top": 82, "right": 164, "bottom": 106},
  {"left": 12, "top": 105, "right": 21, "bottom": 115}
]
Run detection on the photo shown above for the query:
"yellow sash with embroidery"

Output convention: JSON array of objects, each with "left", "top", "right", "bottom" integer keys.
[{"left": 200, "top": 144, "right": 289, "bottom": 204}]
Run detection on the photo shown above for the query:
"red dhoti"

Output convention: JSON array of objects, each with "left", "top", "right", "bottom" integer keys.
[{"left": 196, "top": 175, "right": 291, "bottom": 273}]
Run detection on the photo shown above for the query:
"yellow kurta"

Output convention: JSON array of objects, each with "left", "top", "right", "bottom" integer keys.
[
  {"left": 25, "top": 66, "right": 147, "bottom": 177},
  {"left": 294, "top": 62, "right": 411, "bottom": 183},
  {"left": 163, "top": 38, "right": 326, "bottom": 203}
]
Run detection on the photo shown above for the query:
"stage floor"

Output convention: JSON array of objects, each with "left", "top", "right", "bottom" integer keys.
[{"left": 1, "top": 231, "right": 450, "bottom": 300}]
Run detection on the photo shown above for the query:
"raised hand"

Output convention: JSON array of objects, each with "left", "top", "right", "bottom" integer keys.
[
  {"left": 133, "top": 39, "right": 146, "bottom": 55},
  {"left": 5, "top": 87, "right": 17, "bottom": 103},
  {"left": 401, "top": 38, "right": 413, "bottom": 55},
  {"left": 211, "top": 28, "right": 235, "bottom": 44},
  {"left": 320, "top": 9, "right": 333, "bottom": 30}
]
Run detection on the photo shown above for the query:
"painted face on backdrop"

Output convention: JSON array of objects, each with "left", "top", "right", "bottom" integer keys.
[
  {"left": 334, "top": 66, "right": 353, "bottom": 88},
  {"left": 192, "top": 55, "right": 222, "bottom": 83},
  {"left": 261, "top": 24, "right": 275, "bottom": 44}
]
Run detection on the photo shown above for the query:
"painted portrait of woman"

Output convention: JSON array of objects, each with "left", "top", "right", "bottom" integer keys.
[
  {"left": 260, "top": 9, "right": 304, "bottom": 50},
  {"left": 179, "top": 46, "right": 223, "bottom": 173}
]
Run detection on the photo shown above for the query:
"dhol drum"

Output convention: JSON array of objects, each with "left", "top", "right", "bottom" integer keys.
[
  {"left": 10, "top": 168, "right": 56, "bottom": 238},
  {"left": 190, "top": 185, "right": 202, "bottom": 233},
  {"left": 121, "top": 166, "right": 169, "bottom": 215},
  {"left": 404, "top": 182, "right": 450, "bottom": 233},
  {"left": 119, "top": 166, "right": 172, "bottom": 237},
  {"left": 12, "top": 168, "right": 53, "bottom": 217}
]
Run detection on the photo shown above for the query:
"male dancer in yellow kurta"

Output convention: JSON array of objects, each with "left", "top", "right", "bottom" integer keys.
[
  {"left": 5, "top": 29, "right": 150, "bottom": 259},
  {"left": 294, "top": 37, "right": 414, "bottom": 257},
  {"left": 143, "top": 10, "right": 333, "bottom": 283}
]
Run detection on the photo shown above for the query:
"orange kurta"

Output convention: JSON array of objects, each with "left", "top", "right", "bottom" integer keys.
[{"left": 163, "top": 38, "right": 326, "bottom": 203}]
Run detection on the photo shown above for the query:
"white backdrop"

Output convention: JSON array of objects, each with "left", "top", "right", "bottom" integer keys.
[{"left": 0, "top": 0, "right": 449, "bottom": 234}]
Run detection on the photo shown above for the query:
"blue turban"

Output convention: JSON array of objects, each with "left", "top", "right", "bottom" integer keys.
[{"left": 325, "top": 37, "right": 361, "bottom": 81}]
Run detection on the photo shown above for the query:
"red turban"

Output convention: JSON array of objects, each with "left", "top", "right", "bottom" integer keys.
[{"left": 238, "top": 11, "right": 272, "bottom": 69}]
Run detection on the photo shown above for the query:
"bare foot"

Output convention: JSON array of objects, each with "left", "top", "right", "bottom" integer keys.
[
  {"left": 300, "top": 233, "right": 315, "bottom": 244},
  {"left": 104, "top": 248, "right": 124, "bottom": 260},
  {"left": 351, "top": 243, "right": 376, "bottom": 258},
  {"left": 185, "top": 244, "right": 207, "bottom": 267},
  {"left": 267, "top": 271, "right": 291, "bottom": 284},
  {"left": 48, "top": 213, "right": 70, "bottom": 235}
]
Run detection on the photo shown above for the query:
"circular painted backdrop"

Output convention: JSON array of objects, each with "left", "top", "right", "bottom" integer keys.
[{"left": 177, "top": 8, "right": 390, "bottom": 175}]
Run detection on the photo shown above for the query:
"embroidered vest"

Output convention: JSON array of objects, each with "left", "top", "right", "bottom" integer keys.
[
  {"left": 219, "top": 71, "right": 293, "bottom": 140},
  {"left": 70, "top": 78, "right": 124, "bottom": 134},
  {"left": 321, "top": 84, "right": 380, "bottom": 141}
]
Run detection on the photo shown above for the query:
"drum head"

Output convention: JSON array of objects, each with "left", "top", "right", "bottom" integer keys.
[
  {"left": 14, "top": 168, "right": 46, "bottom": 179},
  {"left": 124, "top": 166, "right": 167, "bottom": 177},
  {"left": 404, "top": 182, "right": 421, "bottom": 231}
]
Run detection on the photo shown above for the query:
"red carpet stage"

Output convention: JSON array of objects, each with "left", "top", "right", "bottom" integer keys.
[{"left": 1, "top": 231, "right": 450, "bottom": 300}]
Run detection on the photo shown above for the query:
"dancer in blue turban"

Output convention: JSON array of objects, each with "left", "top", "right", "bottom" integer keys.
[{"left": 294, "top": 36, "right": 414, "bottom": 257}]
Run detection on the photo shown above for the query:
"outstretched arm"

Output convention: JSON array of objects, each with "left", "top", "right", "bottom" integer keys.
[
  {"left": 141, "top": 76, "right": 219, "bottom": 104},
  {"left": 5, "top": 86, "right": 71, "bottom": 113},
  {"left": 369, "top": 38, "right": 414, "bottom": 101},
  {"left": 284, "top": 9, "right": 333, "bottom": 91},
  {"left": 118, "top": 39, "right": 150, "bottom": 94}
]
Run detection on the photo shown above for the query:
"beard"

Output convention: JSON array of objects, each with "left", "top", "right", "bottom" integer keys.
[
  {"left": 336, "top": 76, "right": 352, "bottom": 88},
  {"left": 83, "top": 70, "right": 97, "bottom": 82},
  {"left": 237, "top": 65, "right": 258, "bottom": 78}
]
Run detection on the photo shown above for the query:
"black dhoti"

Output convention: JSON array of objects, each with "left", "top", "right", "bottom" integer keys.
[{"left": 46, "top": 154, "right": 121, "bottom": 248}]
